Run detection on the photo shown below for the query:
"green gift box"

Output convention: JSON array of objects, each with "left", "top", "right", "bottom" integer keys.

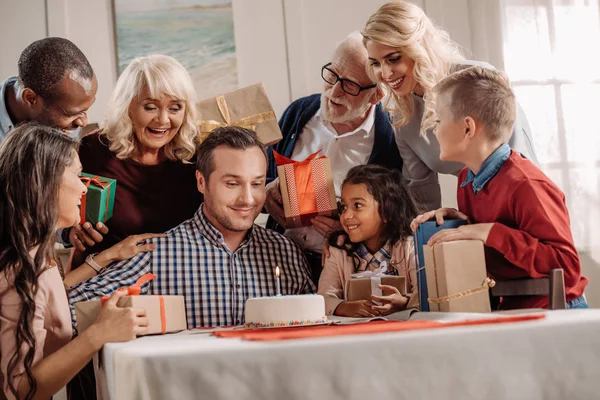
[{"left": 80, "top": 173, "right": 116, "bottom": 225}]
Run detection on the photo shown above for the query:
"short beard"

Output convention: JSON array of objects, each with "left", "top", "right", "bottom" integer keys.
[
  {"left": 320, "top": 90, "right": 373, "bottom": 124},
  {"left": 203, "top": 201, "right": 258, "bottom": 233}
]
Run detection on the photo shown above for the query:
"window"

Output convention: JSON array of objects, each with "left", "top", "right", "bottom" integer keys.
[{"left": 502, "top": 0, "right": 600, "bottom": 254}]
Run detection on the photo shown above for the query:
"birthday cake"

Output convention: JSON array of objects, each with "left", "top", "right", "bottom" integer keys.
[{"left": 244, "top": 294, "right": 328, "bottom": 328}]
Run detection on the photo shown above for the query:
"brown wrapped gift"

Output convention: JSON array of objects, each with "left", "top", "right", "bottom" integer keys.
[
  {"left": 75, "top": 294, "right": 187, "bottom": 335},
  {"left": 197, "top": 83, "right": 282, "bottom": 146},
  {"left": 75, "top": 273, "right": 187, "bottom": 335},
  {"left": 345, "top": 276, "right": 407, "bottom": 302},
  {"left": 275, "top": 150, "right": 338, "bottom": 228},
  {"left": 423, "top": 240, "right": 492, "bottom": 312}
]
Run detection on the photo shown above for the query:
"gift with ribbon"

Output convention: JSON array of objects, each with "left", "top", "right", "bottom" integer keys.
[
  {"left": 74, "top": 273, "right": 187, "bottom": 335},
  {"left": 274, "top": 149, "right": 338, "bottom": 228},
  {"left": 79, "top": 172, "right": 116, "bottom": 225},
  {"left": 197, "top": 83, "right": 282, "bottom": 146},
  {"left": 423, "top": 240, "right": 492, "bottom": 312},
  {"left": 345, "top": 263, "right": 407, "bottom": 304}
]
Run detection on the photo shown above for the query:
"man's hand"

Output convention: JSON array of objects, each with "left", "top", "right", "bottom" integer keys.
[
  {"left": 371, "top": 285, "right": 409, "bottom": 314},
  {"left": 69, "top": 222, "right": 110, "bottom": 251},
  {"left": 311, "top": 216, "right": 342, "bottom": 238},
  {"left": 410, "top": 208, "right": 470, "bottom": 232},
  {"left": 428, "top": 223, "right": 494, "bottom": 245},
  {"left": 264, "top": 178, "right": 288, "bottom": 228},
  {"left": 334, "top": 300, "right": 380, "bottom": 318}
]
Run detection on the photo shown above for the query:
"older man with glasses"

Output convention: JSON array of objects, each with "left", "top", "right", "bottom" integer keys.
[{"left": 265, "top": 31, "right": 403, "bottom": 285}]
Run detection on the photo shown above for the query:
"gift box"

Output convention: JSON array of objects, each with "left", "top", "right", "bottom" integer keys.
[
  {"left": 274, "top": 150, "right": 338, "bottom": 228},
  {"left": 413, "top": 219, "right": 468, "bottom": 311},
  {"left": 197, "top": 83, "right": 282, "bottom": 146},
  {"left": 75, "top": 274, "right": 187, "bottom": 335},
  {"left": 344, "top": 264, "right": 407, "bottom": 304},
  {"left": 80, "top": 173, "right": 116, "bottom": 225},
  {"left": 423, "top": 240, "right": 492, "bottom": 312}
]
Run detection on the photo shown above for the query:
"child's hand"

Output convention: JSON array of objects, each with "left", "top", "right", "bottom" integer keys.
[
  {"left": 371, "top": 285, "right": 409, "bottom": 315},
  {"left": 428, "top": 223, "right": 494, "bottom": 245},
  {"left": 410, "top": 208, "right": 470, "bottom": 232},
  {"left": 334, "top": 300, "right": 380, "bottom": 318}
]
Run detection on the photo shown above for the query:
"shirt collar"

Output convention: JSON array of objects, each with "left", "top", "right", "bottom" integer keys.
[
  {"left": 316, "top": 104, "right": 376, "bottom": 139},
  {"left": 195, "top": 205, "right": 255, "bottom": 251},
  {"left": 354, "top": 240, "right": 394, "bottom": 272},
  {"left": 0, "top": 76, "right": 18, "bottom": 141},
  {"left": 461, "top": 143, "right": 511, "bottom": 194}
]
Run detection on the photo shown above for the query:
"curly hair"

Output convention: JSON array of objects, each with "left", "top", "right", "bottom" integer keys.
[
  {"left": 18, "top": 37, "right": 94, "bottom": 103},
  {"left": 0, "top": 123, "right": 77, "bottom": 400},
  {"left": 101, "top": 54, "right": 199, "bottom": 162},
  {"left": 362, "top": 1, "right": 464, "bottom": 137},
  {"left": 329, "top": 164, "right": 420, "bottom": 258}
]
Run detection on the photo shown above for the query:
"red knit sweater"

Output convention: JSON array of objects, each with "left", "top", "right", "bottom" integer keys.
[{"left": 458, "top": 151, "right": 588, "bottom": 309}]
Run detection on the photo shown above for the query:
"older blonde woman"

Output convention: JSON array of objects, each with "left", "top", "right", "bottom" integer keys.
[
  {"left": 362, "top": 1, "right": 538, "bottom": 210},
  {"left": 71, "top": 54, "right": 202, "bottom": 258}
]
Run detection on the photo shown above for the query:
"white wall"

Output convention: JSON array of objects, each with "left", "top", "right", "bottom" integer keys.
[{"left": 0, "top": 0, "right": 47, "bottom": 81}]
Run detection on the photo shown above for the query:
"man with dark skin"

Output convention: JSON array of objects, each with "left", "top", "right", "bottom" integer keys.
[{"left": 0, "top": 37, "right": 106, "bottom": 247}]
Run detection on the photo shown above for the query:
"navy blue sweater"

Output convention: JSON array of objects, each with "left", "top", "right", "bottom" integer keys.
[{"left": 266, "top": 94, "right": 402, "bottom": 232}]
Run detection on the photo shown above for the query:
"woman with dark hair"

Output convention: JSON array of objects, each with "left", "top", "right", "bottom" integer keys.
[
  {"left": 0, "top": 123, "right": 148, "bottom": 400},
  {"left": 318, "top": 164, "right": 420, "bottom": 318}
]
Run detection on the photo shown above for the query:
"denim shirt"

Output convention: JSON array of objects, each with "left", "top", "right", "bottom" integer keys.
[
  {"left": 0, "top": 76, "right": 17, "bottom": 141},
  {"left": 460, "top": 143, "right": 511, "bottom": 194}
]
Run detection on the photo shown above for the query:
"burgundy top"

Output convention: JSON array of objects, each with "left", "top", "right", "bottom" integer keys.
[
  {"left": 458, "top": 151, "right": 588, "bottom": 310},
  {"left": 78, "top": 133, "right": 203, "bottom": 253}
]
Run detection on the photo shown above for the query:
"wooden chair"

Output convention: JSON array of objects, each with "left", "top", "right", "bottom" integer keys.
[{"left": 489, "top": 269, "right": 566, "bottom": 310}]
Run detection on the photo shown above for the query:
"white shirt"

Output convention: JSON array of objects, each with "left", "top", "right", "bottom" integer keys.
[{"left": 284, "top": 105, "right": 376, "bottom": 252}]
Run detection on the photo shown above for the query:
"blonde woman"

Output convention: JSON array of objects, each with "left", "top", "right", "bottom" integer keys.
[
  {"left": 362, "top": 1, "right": 538, "bottom": 210},
  {"left": 71, "top": 54, "right": 203, "bottom": 259}
]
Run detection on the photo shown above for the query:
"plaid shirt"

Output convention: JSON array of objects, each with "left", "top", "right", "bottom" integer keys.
[{"left": 69, "top": 207, "right": 315, "bottom": 328}]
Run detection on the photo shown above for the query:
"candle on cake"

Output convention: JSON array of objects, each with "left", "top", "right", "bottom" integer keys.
[{"left": 275, "top": 266, "right": 282, "bottom": 296}]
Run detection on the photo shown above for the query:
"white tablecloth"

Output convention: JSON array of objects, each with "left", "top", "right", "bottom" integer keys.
[{"left": 98, "top": 310, "right": 600, "bottom": 400}]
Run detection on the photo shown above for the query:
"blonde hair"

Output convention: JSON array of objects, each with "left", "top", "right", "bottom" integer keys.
[
  {"left": 434, "top": 66, "right": 516, "bottom": 142},
  {"left": 102, "top": 54, "right": 199, "bottom": 162},
  {"left": 362, "top": 1, "right": 464, "bottom": 136}
]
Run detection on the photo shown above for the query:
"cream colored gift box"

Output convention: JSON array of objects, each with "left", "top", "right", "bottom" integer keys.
[
  {"left": 197, "top": 83, "right": 282, "bottom": 146},
  {"left": 75, "top": 294, "right": 187, "bottom": 335},
  {"left": 423, "top": 240, "right": 492, "bottom": 312}
]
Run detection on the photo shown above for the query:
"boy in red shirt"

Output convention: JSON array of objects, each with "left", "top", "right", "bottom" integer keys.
[{"left": 411, "top": 66, "right": 588, "bottom": 309}]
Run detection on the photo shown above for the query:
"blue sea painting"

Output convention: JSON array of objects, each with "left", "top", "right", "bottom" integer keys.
[{"left": 114, "top": 0, "right": 238, "bottom": 100}]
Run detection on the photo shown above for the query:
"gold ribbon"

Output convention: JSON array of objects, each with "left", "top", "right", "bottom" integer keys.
[
  {"left": 428, "top": 277, "right": 496, "bottom": 304},
  {"left": 198, "top": 95, "right": 276, "bottom": 140}
]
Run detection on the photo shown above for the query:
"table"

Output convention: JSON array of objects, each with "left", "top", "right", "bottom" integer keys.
[{"left": 97, "top": 310, "right": 600, "bottom": 400}]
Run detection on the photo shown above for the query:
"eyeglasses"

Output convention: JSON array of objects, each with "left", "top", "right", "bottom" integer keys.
[{"left": 321, "top": 63, "right": 377, "bottom": 96}]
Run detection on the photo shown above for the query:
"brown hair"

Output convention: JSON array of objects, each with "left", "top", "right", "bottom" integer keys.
[
  {"left": 196, "top": 126, "right": 267, "bottom": 181},
  {"left": 434, "top": 66, "right": 516, "bottom": 142},
  {"left": 0, "top": 122, "right": 78, "bottom": 399}
]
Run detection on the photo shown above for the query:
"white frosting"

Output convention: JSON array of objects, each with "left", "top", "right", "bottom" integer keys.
[{"left": 244, "top": 295, "right": 327, "bottom": 326}]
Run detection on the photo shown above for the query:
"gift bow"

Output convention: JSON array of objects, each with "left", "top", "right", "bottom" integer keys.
[
  {"left": 101, "top": 273, "right": 168, "bottom": 333},
  {"left": 80, "top": 175, "right": 111, "bottom": 224},
  {"left": 273, "top": 150, "right": 333, "bottom": 217},
  {"left": 351, "top": 263, "right": 389, "bottom": 305},
  {"left": 198, "top": 94, "right": 276, "bottom": 140}
]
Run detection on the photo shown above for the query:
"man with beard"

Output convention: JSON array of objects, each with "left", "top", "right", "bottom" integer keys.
[
  {"left": 68, "top": 126, "right": 315, "bottom": 329},
  {"left": 265, "top": 31, "right": 402, "bottom": 283},
  {"left": 0, "top": 37, "right": 98, "bottom": 140}
]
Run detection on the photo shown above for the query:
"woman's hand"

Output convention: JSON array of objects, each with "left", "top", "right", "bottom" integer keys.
[
  {"left": 410, "top": 208, "right": 470, "bottom": 232},
  {"left": 85, "top": 290, "right": 149, "bottom": 350},
  {"left": 100, "top": 233, "right": 166, "bottom": 264},
  {"left": 334, "top": 300, "right": 380, "bottom": 318},
  {"left": 371, "top": 284, "right": 409, "bottom": 314}
]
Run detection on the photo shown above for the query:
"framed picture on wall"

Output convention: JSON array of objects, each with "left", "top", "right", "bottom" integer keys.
[{"left": 113, "top": 0, "right": 238, "bottom": 100}]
